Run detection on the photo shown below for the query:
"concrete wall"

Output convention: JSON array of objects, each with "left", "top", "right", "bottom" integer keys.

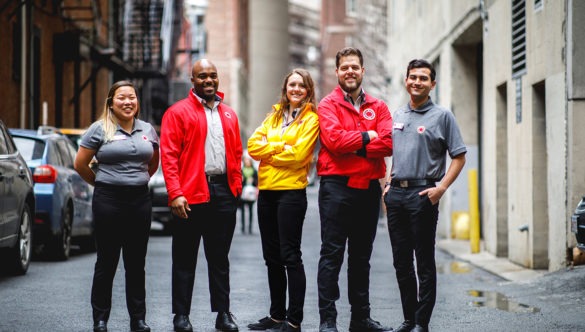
[
  {"left": 483, "top": 0, "right": 568, "bottom": 269},
  {"left": 386, "top": 0, "right": 480, "bottom": 238},
  {"left": 248, "top": 0, "right": 290, "bottom": 133},
  {"left": 388, "top": 0, "right": 577, "bottom": 271},
  {"left": 567, "top": 1, "right": 585, "bottom": 269}
]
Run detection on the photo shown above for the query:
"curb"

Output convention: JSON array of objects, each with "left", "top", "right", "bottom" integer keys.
[{"left": 436, "top": 238, "right": 547, "bottom": 282}]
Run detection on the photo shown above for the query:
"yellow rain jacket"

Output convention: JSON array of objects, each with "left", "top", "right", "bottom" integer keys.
[{"left": 247, "top": 103, "right": 319, "bottom": 190}]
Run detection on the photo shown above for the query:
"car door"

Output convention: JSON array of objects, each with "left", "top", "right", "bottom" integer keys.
[
  {"left": 55, "top": 138, "right": 93, "bottom": 235},
  {"left": 0, "top": 126, "right": 9, "bottom": 241},
  {"left": 0, "top": 125, "right": 24, "bottom": 243}
]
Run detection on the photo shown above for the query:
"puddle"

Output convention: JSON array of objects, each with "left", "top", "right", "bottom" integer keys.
[
  {"left": 467, "top": 290, "right": 540, "bottom": 313},
  {"left": 437, "top": 261, "right": 472, "bottom": 274}
]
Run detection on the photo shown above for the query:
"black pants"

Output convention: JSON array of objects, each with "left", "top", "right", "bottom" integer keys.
[
  {"left": 171, "top": 182, "right": 237, "bottom": 314},
  {"left": 384, "top": 185, "right": 439, "bottom": 328},
  {"left": 317, "top": 177, "right": 381, "bottom": 323},
  {"left": 257, "top": 189, "right": 307, "bottom": 326},
  {"left": 91, "top": 183, "right": 152, "bottom": 322},
  {"left": 239, "top": 200, "right": 254, "bottom": 233}
]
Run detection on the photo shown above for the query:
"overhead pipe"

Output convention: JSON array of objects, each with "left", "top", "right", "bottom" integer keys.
[{"left": 19, "top": 2, "right": 27, "bottom": 128}]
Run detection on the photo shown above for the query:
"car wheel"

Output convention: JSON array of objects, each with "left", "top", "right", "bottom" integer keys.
[
  {"left": 51, "top": 204, "right": 72, "bottom": 261},
  {"left": 5, "top": 203, "right": 32, "bottom": 275}
]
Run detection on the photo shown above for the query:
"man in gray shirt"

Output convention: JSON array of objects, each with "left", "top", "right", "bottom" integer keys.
[{"left": 383, "top": 59, "right": 466, "bottom": 332}]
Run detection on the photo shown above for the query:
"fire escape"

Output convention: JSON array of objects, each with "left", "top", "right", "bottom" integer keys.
[{"left": 1, "top": 0, "right": 180, "bottom": 127}]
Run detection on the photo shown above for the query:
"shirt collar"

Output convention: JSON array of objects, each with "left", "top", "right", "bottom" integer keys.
[
  {"left": 343, "top": 88, "right": 366, "bottom": 106},
  {"left": 116, "top": 119, "right": 144, "bottom": 134},
  {"left": 192, "top": 90, "right": 222, "bottom": 108},
  {"left": 408, "top": 96, "right": 434, "bottom": 113}
]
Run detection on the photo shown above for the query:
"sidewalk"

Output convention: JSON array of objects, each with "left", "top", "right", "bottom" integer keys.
[{"left": 436, "top": 238, "right": 546, "bottom": 282}]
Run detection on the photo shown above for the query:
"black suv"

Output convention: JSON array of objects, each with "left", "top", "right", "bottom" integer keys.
[
  {"left": 0, "top": 120, "right": 35, "bottom": 275},
  {"left": 571, "top": 196, "right": 585, "bottom": 251}
]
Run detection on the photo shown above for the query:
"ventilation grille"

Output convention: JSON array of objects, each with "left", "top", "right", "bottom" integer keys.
[{"left": 512, "top": 0, "right": 527, "bottom": 77}]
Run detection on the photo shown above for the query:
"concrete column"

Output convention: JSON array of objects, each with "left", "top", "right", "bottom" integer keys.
[{"left": 248, "top": 0, "right": 290, "bottom": 135}]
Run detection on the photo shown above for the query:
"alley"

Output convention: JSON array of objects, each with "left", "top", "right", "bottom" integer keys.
[{"left": 1, "top": 184, "right": 584, "bottom": 331}]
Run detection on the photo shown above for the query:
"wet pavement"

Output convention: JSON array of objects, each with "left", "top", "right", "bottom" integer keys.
[{"left": 1, "top": 184, "right": 584, "bottom": 331}]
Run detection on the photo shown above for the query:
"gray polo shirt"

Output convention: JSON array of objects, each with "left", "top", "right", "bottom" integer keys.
[
  {"left": 391, "top": 97, "right": 466, "bottom": 181},
  {"left": 80, "top": 119, "right": 160, "bottom": 186}
]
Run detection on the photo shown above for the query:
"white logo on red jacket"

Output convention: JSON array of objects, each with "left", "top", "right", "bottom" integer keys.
[
  {"left": 224, "top": 112, "right": 232, "bottom": 118},
  {"left": 363, "top": 108, "right": 375, "bottom": 120}
]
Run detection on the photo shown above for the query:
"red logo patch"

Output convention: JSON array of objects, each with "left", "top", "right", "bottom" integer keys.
[{"left": 417, "top": 126, "right": 426, "bottom": 134}]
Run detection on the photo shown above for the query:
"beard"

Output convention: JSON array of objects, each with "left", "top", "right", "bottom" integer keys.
[{"left": 338, "top": 77, "right": 362, "bottom": 94}]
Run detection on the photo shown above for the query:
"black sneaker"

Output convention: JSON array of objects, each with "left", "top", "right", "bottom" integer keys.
[
  {"left": 267, "top": 321, "right": 301, "bottom": 332},
  {"left": 319, "top": 319, "right": 338, "bottom": 332},
  {"left": 348, "top": 317, "right": 392, "bottom": 332},
  {"left": 248, "top": 316, "right": 284, "bottom": 330}
]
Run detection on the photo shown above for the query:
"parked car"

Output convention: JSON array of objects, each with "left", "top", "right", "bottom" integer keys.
[
  {"left": 9, "top": 127, "right": 94, "bottom": 260},
  {"left": 0, "top": 120, "right": 35, "bottom": 275},
  {"left": 571, "top": 195, "right": 585, "bottom": 251},
  {"left": 148, "top": 165, "right": 172, "bottom": 232},
  {"left": 57, "top": 127, "right": 87, "bottom": 149}
]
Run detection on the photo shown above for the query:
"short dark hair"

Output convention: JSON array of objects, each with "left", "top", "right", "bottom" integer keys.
[
  {"left": 406, "top": 59, "right": 436, "bottom": 81},
  {"left": 336, "top": 47, "right": 363, "bottom": 68}
]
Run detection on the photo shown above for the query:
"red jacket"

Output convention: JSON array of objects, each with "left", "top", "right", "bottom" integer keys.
[
  {"left": 317, "top": 86, "right": 393, "bottom": 189},
  {"left": 160, "top": 91, "right": 242, "bottom": 204}
]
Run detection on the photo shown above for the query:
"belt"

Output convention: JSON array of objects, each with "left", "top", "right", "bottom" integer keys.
[
  {"left": 321, "top": 175, "right": 350, "bottom": 184},
  {"left": 206, "top": 173, "right": 228, "bottom": 184},
  {"left": 390, "top": 179, "right": 436, "bottom": 188},
  {"left": 321, "top": 175, "right": 379, "bottom": 186}
]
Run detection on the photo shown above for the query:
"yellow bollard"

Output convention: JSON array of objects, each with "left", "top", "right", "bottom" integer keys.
[
  {"left": 451, "top": 212, "right": 470, "bottom": 240},
  {"left": 469, "top": 169, "right": 480, "bottom": 253}
]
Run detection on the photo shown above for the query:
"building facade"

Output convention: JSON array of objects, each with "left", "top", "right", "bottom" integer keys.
[
  {"left": 0, "top": 0, "right": 182, "bottom": 130},
  {"left": 385, "top": 0, "right": 585, "bottom": 271}
]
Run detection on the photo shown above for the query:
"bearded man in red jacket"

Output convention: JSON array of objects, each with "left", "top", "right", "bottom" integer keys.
[{"left": 316, "top": 47, "right": 393, "bottom": 332}]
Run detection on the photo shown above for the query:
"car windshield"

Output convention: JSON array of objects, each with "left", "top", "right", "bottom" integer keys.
[{"left": 12, "top": 136, "right": 45, "bottom": 161}]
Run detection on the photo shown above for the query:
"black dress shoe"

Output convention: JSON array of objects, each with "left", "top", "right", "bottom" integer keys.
[
  {"left": 394, "top": 321, "right": 414, "bottom": 332},
  {"left": 248, "top": 316, "right": 284, "bottom": 330},
  {"left": 215, "top": 312, "right": 239, "bottom": 331},
  {"left": 173, "top": 314, "right": 193, "bottom": 332},
  {"left": 319, "top": 319, "right": 338, "bottom": 332},
  {"left": 93, "top": 320, "right": 107, "bottom": 332},
  {"left": 130, "top": 319, "right": 151, "bottom": 332},
  {"left": 349, "top": 317, "right": 392, "bottom": 332},
  {"left": 411, "top": 325, "right": 429, "bottom": 332}
]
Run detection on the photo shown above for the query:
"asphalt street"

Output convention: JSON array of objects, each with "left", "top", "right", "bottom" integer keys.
[{"left": 1, "top": 184, "right": 584, "bottom": 331}]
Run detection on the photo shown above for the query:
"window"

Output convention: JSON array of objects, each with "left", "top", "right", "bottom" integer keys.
[
  {"left": 346, "top": 0, "right": 357, "bottom": 16},
  {"left": 512, "top": 0, "right": 527, "bottom": 77},
  {"left": 56, "top": 140, "right": 73, "bottom": 168},
  {"left": 12, "top": 137, "right": 45, "bottom": 161},
  {"left": 12, "top": 20, "right": 21, "bottom": 82},
  {"left": 0, "top": 127, "right": 9, "bottom": 155},
  {"left": 534, "top": 0, "right": 543, "bottom": 11}
]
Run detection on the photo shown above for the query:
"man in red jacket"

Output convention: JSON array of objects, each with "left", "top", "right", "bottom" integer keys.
[
  {"left": 316, "top": 47, "right": 393, "bottom": 332},
  {"left": 160, "top": 59, "right": 242, "bottom": 332}
]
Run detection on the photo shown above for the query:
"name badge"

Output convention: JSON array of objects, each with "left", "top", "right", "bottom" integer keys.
[
  {"left": 112, "top": 135, "right": 127, "bottom": 141},
  {"left": 394, "top": 122, "right": 405, "bottom": 130}
]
